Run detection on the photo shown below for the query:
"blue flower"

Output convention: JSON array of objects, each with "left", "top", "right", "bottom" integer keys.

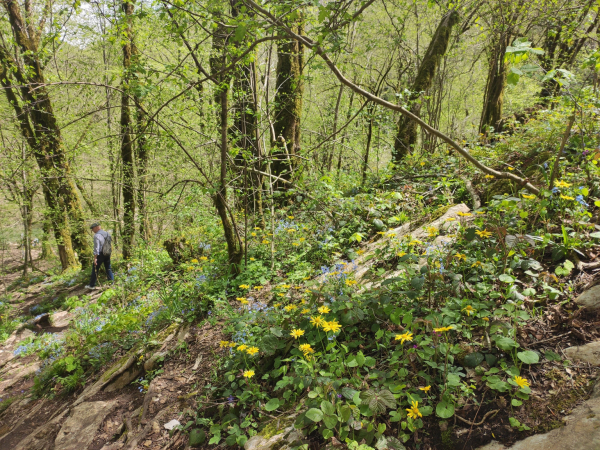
[{"left": 575, "top": 195, "right": 589, "bottom": 207}]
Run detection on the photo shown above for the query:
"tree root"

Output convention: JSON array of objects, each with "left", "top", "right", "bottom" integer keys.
[{"left": 455, "top": 409, "right": 499, "bottom": 426}]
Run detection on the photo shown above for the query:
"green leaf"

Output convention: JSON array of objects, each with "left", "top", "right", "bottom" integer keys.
[
  {"left": 436, "top": 400, "right": 455, "bottom": 418},
  {"left": 189, "top": 429, "right": 206, "bottom": 447},
  {"left": 498, "top": 274, "right": 515, "bottom": 283},
  {"left": 321, "top": 400, "right": 335, "bottom": 415},
  {"left": 463, "top": 352, "right": 484, "bottom": 368},
  {"left": 495, "top": 336, "right": 518, "bottom": 351},
  {"left": 340, "top": 405, "right": 351, "bottom": 422},
  {"left": 590, "top": 232, "right": 600, "bottom": 239},
  {"left": 305, "top": 408, "right": 324, "bottom": 422},
  {"left": 544, "top": 350, "right": 561, "bottom": 361},
  {"left": 265, "top": 398, "right": 280, "bottom": 412},
  {"left": 511, "top": 399, "right": 523, "bottom": 407},
  {"left": 517, "top": 350, "right": 540, "bottom": 365},
  {"left": 322, "top": 428, "right": 334, "bottom": 439},
  {"left": 323, "top": 414, "right": 338, "bottom": 429}
]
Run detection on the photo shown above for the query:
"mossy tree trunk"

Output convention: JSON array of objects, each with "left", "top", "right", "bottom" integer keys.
[
  {"left": 271, "top": 16, "right": 304, "bottom": 184},
  {"left": 392, "top": 10, "right": 459, "bottom": 162},
  {"left": 479, "top": 34, "right": 510, "bottom": 134},
  {"left": 0, "top": 1, "right": 91, "bottom": 271},
  {"left": 120, "top": 0, "right": 136, "bottom": 260}
]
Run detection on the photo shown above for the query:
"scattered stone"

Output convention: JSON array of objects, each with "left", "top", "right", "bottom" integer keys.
[
  {"left": 564, "top": 340, "right": 600, "bottom": 365},
  {"left": 244, "top": 425, "right": 304, "bottom": 450},
  {"left": 475, "top": 383, "right": 600, "bottom": 450},
  {"left": 54, "top": 401, "right": 117, "bottom": 450},
  {"left": 164, "top": 419, "right": 180, "bottom": 430},
  {"left": 574, "top": 285, "right": 600, "bottom": 311},
  {"left": 0, "top": 362, "right": 41, "bottom": 393}
]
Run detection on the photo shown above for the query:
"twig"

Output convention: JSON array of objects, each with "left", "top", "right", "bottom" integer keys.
[
  {"left": 549, "top": 113, "right": 576, "bottom": 189},
  {"left": 455, "top": 409, "right": 499, "bottom": 426},
  {"left": 523, "top": 331, "right": 571, "bottom": 348}
]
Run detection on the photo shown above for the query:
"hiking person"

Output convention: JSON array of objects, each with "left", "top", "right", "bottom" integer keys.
[{"left": 85, "top": 223, "right": 114, "bottom": 289}]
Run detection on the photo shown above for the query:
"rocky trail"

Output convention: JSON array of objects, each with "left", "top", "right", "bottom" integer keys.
[{"left": 0, "top": 247, "right": 223, "bottom": 450}]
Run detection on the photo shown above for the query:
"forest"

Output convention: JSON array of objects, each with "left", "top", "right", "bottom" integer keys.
[{"left": 0, "top": 0, "right": 599, "bottom": 449}]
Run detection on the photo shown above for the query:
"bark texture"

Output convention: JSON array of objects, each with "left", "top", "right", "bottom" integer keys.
[
  {"left": 480, "top": 35, "right": 510, "bottom": 134},
  {"left": 393, "top": 10, "right": 459, "bottom": 162},
  {"left": 272, "top": 18, "right": 304, "bottom": 183}
]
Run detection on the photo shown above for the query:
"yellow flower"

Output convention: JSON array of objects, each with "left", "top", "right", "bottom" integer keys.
[
  {"left": 290, "top": 329, "right": 305, "bottom": 339},
  {"left": 246, "top": 346, "right": 259, "bottom": 356},
  {"left": 254, "top": 227, "right": 261, "bottom": 230},
  {"left": 287, "top": 228, "right": 296, "bottom": 233},
  {"left": 284, "top": 304, "right": 297, "bottom": 311},
  {"left": 433, "top": 326, "right": 454, "bottom": 333},
  {"left": 426, "top": 226, "right": 438, "bottom": 237},
  {"left": 299, "top": 343, "right": 313, "bottom": 354},
  {"left": 228, "top": 342, "right": 237, "bottom": 347},
  {"left": 345, "top": 279, "right": 357, "bottom": 286},
  {"left": 323, "top": 320, "right": 342, "bottom": 333},
  {"left": 318, "top": 306, "right": 331, "bottom": 314},
  {"left": 299, "top": 237, "right": 305, "bottom": 242},
  {"left": 560, "top": 195, "right": 574, "bottom": 200},
  {"left": 292, "top": 242, "right": 300, "bottom": 246},
  {"left": 395, "top": 332, "right": 413, "bottom": 344},
  {"left": 191, "top": 259, "right": 198, "bottom": 264},
  {"left": 278, "top": 293, "right": 285, "bottom": 297},
  {"left": 243, "top": 370, "right": 255, "bottom": 378},
  {"left": 250, "top": 257, "right": 255, "bottom": 261},
  {"left": 200, "top": 256, "right": 208, "bottom": 261},
  {"left": 420, "top": 161, "right": 426, "bottom": 166},
  {"left": 310, "top": 316, "right": 324, "bottom": 328},
  {"left": 419, "top": 386, "right": 431, "bottom": 392},
  {"left": 240, "top": 298, "right": 249, "bottom": 305},
  {"left": 475, "top": 211, "right": 485, "bottom": 215},
  {"left": 445, "top": 217, "right": 456, "bottom": 222},
  {"left": 288, "top": 215, "right": 294, "bottom": 219},
  {"left": 555, "top": 180, "right": 571, "bottom": 188},
  {"left": 457, "top": 211, "right": 472, "bottom": 217},
  {"left": 397, "top": 251, "right": 407, "bottom": 257},
  {"left": 482, "top": 317, "right": 489, "bottom": 322},
  {"left": 454, "top": 253, "right": 466, "bottom": 261},
  {"left": 408, "top": 239, "right": 422, "bottom": 246},
  {"left": 237, "top": 297, "right": 246, "bottom": 302},
  {"left": 282, "top": 285, "right": 291, "bottom": 289},
  {"left": 356, "top": 249, "right": 365, "bottom": 255},
  {"left": 462, "top": 305, "right": 475, "bottom": 316},
  {"left": 406, "top": 401, "right": 422, "bottom": 419},
  {"left": 471, "top": 261, "right": 482, "bottom": 268},
  {"left": 219, "top": 340, "right": 230, "bottom": 348},
  {"left": 262, "top": 239, "right": 270, "bottom": 244},
  {"left": 255, "top": 286, "right": 263, "bottom": 290},
  {"left": 484, "top": 174, "right": 495, "bottom": 179},
  {"left": 475, "top": 229, "right": 492, "bottom": 238},
  {"left": 239, "top": 284, "right": 250, "bottom": 289},
  {"left": 514, "top": 376, "right": 530, "bottom": 389},
  {"left": 522, "top": 194, "right": 536, "bottom": 199},
  {"left": 508, "top": 167, "right": 514, "bottom": 171},
  {"left": 301, "top": 308, "right": 310, "bottom": 314},
  {"left": 274, "top": 303, "right": 281, "bottom": 308},
  {"left": 237, "top": 344, "right": 248, "bottom": 351}
]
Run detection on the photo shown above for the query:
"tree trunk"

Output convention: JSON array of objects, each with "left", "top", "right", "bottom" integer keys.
[
  {"left": 40, "top": 214, "right": 55, "bottom": 260},
  {"left": 271, "top": 17, "right": 304, "bottom": 183},
  {"left": 480, "top": 35, "right": 509, "bottom": 134},
  {"left": 393, "top": 10, "right": 459, "bottom": 162},
  {"left": 327, "top": 85, "right": 344, "bottom": 172},
  {"left": 120, "top": 0, "right": 136, "bottom": 260},
  {"left": 0, "top": 1, "right": 91, "bottom": 271},
  {"left": 362, "top": 104, "right": 374, "bottom": 185}
]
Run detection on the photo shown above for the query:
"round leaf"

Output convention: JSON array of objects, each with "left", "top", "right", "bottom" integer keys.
[
  {"left": 436, "top": 401, "right": 455, "bottom": 419},
  {"left": 517, "top": 350, "right": 539, "bottom": 365},
  {"left": 305, "top": 408, "right": 323, "bottom": 423},
  {"left": 265, "top": 398, "right": 280, "bottom": 412}
]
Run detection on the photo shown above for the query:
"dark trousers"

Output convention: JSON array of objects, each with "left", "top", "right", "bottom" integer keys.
[{"left": 90, "top": 254, "right": 114, "bottom": 287}]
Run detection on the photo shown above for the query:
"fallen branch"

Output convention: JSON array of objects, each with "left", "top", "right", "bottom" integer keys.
[
  {"left": 455, "top": 409, "right": 499, "bottom": 426},
  {"left": 244, "top": 0, "right": 541, "bottom": 195}
]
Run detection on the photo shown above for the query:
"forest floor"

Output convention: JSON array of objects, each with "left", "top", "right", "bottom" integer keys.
[{"left": 0, "top": 238, "right": 600, "bottom": 450}]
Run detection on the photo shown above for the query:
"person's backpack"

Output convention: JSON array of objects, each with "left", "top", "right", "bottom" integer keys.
[{"left": 101, "top": 233, "right": 112, "bottom": 256}]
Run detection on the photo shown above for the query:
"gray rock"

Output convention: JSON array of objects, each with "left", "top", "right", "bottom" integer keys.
[
  {"left": 164, "top": 419, "right": 180, "bottom": 430},
  {"left": 244, "top": 426, "right": 304, "bottom": 450},
  {"left": 50, "top": 311, "right": 73, "bottom": 328},
  {"left": 564, "top": 340, "right": 600, "bottom": 365},
  {"left": 575, "top": 285, "right": 600, "bottom": 311},
  {"left": 54, "top": 401, "right": 116, "bottom": 450},
  {"left": 475, "top": 387, "right": 600, "bottom": 450}
]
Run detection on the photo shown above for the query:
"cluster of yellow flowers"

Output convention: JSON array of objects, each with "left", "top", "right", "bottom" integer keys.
[
  {"left": 475, "top": 229, "right": 492, "bottom": 238},
  {"left": 555, "top": 180, "right": 571, "bottom": 188},
  {"left": 236, "top": 344, "right": 259, "bottom": 355},
  {"left": 219, "top": 340, "right": 237, "bottom": 348}
]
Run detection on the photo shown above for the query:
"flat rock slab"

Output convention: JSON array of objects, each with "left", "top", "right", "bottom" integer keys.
[
  {"left": 0, "top": 361, "right": 40, "bottom": 393},
  {"left": 476, "top": 388, "right": 600, "bottom": 450},
  {"left": 54, "top": 400, "right": 116, "bottom": 450},
  {"left": 564, "top": 340, "right": 600, "bottom": 365},
  {"left": 575, "top": 285, "right": 600, "bottom": 311},
  {"left": 50, "top": 311, "right": 74, "bottom": 328}
]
